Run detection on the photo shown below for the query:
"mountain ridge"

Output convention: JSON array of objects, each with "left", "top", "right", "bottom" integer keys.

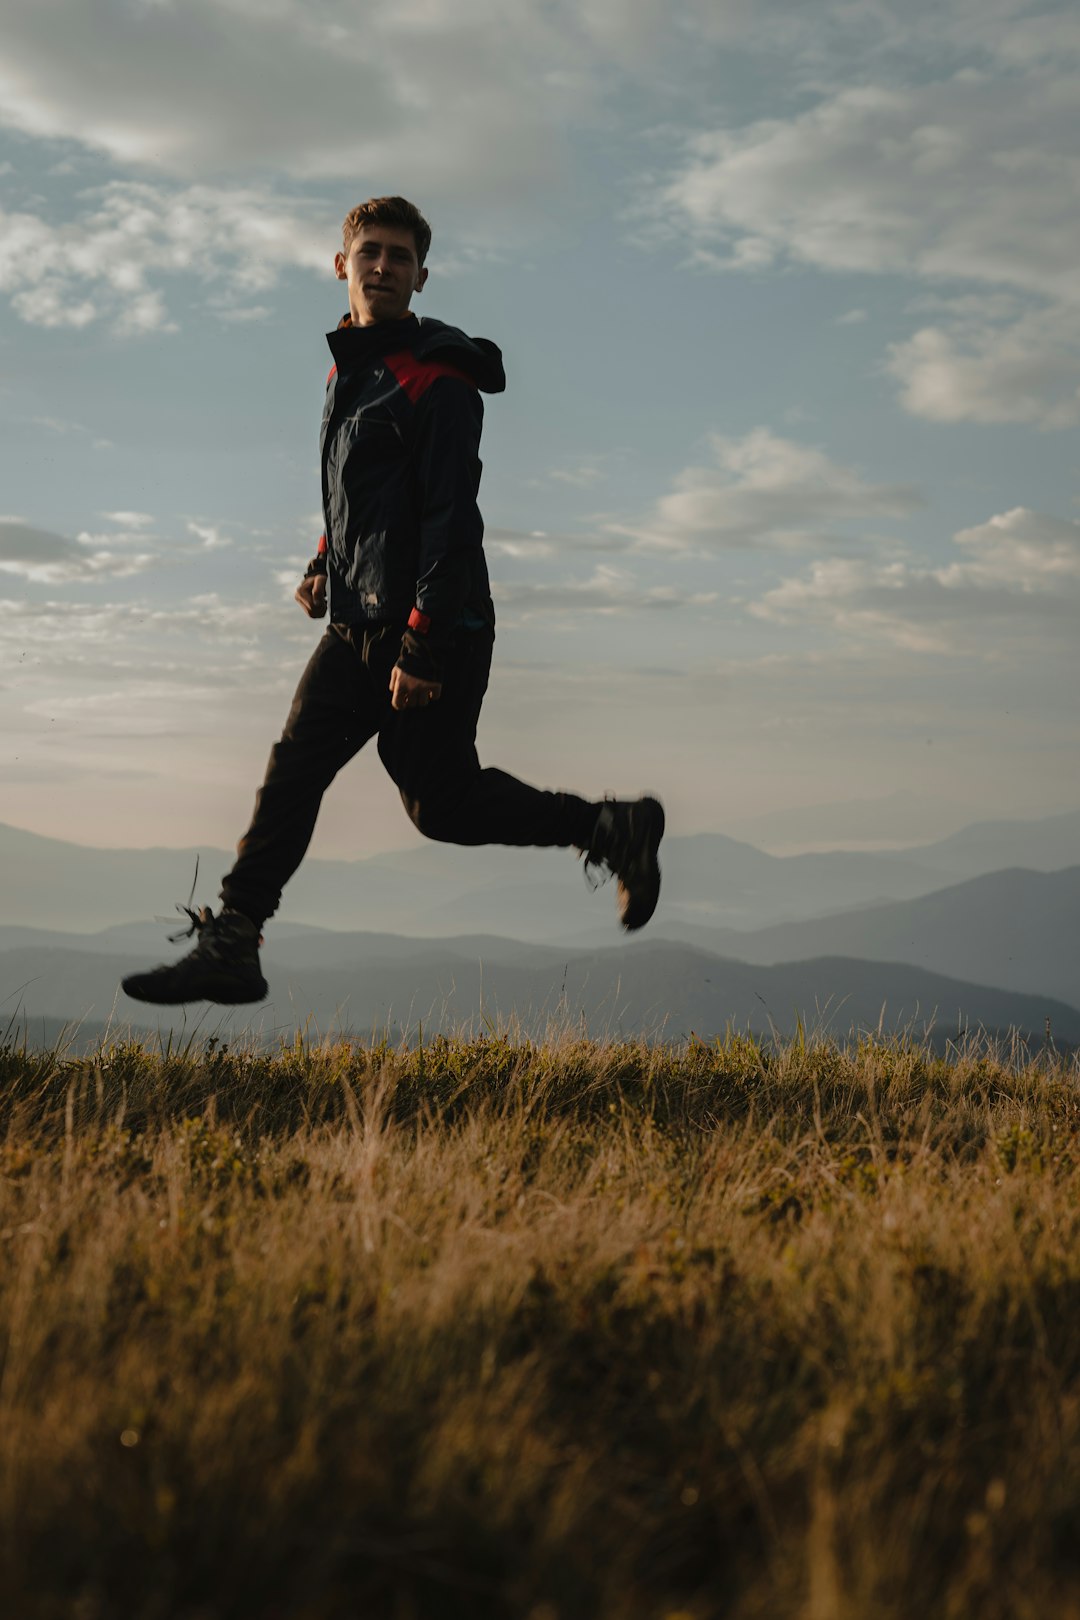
[
  {"left": 647, "top": 865, "right": 1080, "bottom": 1006},
  {"left": 2, "top": 809, "right": 1078, "bottom": 938},
  {"left": 3, "top": 932, "right": 1077, "bottom": 1054}
]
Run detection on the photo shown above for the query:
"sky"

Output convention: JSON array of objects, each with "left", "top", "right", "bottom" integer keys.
[{"left": 0, "top": 0, "right": 1077, "bottom": 866}]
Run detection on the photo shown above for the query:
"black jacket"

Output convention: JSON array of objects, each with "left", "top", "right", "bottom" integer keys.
[{"left": 320, "top": 313, "right": 506, "bottom": 630}]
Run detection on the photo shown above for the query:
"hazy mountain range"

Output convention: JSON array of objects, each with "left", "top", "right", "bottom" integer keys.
[
  {"left": 2, "top": 809, "right": 1079, "bottom": 938},
  {"left": 1, "top": 811, "right": 1076, "bottom": 1053},
  {"left": 3, "top": 928, "right": 1077, "bottom": 1055},
  {"left": 651, "top": 866, "right": 1080, "bottom": 1008}
]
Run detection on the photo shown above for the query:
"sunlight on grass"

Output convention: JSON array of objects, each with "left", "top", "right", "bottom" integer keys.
[{"left": 1, "top": 1025, "right": 1078, "bottom": 1618}]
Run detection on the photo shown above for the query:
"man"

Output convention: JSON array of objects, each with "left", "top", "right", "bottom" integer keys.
[{"left": 122, "top": 196, "right": 664, "bottom": 1006}]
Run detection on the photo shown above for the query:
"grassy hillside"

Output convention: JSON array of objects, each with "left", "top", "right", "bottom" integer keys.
[{"left": 2, "top": 1028, "right": 1079, "bottom": 1618}]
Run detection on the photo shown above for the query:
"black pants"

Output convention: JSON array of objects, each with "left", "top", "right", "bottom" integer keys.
[{"left": 221, "top": 623, "right": 599, "bottom": 928}]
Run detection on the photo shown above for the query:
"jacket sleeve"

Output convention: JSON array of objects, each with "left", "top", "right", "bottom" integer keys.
[{"left": 411, "top": 376, "right": 485, "bottom": 628}]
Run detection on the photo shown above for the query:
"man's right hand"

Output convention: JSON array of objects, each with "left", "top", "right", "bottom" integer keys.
[{"left": 295, "top": 574, "right": 327, "bottom": 618}]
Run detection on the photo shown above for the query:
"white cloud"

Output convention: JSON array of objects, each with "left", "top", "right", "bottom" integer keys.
[
  {"left": 947, "top": 3, "right": 1080, "bottom": 68},
  {"left": 0, "top": 183, "right": 331, "bottom": 333},
  {"left": 0, "top": 591, "right": 297, "bottom": 697},
  {"left": 0, "top": 1, "right": 901, "bottom": 209},
  {"left": 885, "top": 304, "right": 1080, "bottom": 428},
  {"left": 944, "top": 507, "right": 1080, "bottom": 589},
  {"left": 660, "top": 75, "right": 1079, "bottom": 299},
  {"left": 187, "top": 521, "right": 232, "bottom": 551},
  {"left": 748, "top": 505, "right": 1080, "bottom": 651},
  {"left": 485, "top": 530, "right": 559, "bottom": 561},
  {"left": 493, "top": 563, "right": 716, "bottom": 618},
  {"left": 656, "top": 65, "right": 1080, "bottom": 427},
  {"left": 141, "top": 592, "right": 283, "bottom": 642},
  {"left": 750, "top": 557, "right": 953, "bottom": 654},
  {"left": 549, "top": 463, "right": 607, "bottom": 488},
  {"left": 484, "top": 526, "right": 635, "bottom": 559},
  {"left": 103, "top": 511, "right": 155, "bottom": 528},
  {"left": 611, "top": 428, "right": 918, "bottom": 552},
  {"left": 0, "top": 518, "right": 158, "bottom": 583},
  {"left": 0, "top": 0, "right": 607, "bottom": 195}
]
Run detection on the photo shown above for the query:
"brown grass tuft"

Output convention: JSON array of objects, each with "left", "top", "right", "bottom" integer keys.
[{"left": 1, "top": 1027, "right": 1079, "bottom": 1618}]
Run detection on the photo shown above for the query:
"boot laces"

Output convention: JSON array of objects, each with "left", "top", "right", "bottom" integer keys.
[
  {"left": 164, "top": 856, "right": 209, "bottom": 943},
  {"left": 168, "top": 904, "right": 214, "bottom": 945},
  {"left": 167, "top": 906, "right": 261, "bottom": 956}
]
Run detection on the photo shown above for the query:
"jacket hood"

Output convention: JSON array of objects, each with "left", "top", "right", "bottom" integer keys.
[
  {"left": 329, "top": 312, "right": 506, "bottom": 394},
  {"left": 410, "top": 316, "right": 506, "bottom": 394}
]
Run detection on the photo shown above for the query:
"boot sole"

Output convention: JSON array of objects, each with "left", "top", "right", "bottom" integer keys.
[{"left": 121, "top": 974, "right": 269, "bottom": 1007}]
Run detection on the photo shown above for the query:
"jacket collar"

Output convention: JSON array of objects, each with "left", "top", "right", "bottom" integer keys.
[{"left": 326, "top": 312, "right": 419, "bottom": 367}]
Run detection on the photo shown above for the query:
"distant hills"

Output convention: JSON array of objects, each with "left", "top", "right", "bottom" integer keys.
[
  {"left": 652, "top": 866, "right": 1080, "bottom": 1008},
  {"left": 2, "top": 928, "right": 1077, "bottom": 1053},
  {"left": 2, "top": 808, "right": 1079, "bottom": 938},
  {"left": 1, "top": 812, "right": 1076, "bottom": 1053}
]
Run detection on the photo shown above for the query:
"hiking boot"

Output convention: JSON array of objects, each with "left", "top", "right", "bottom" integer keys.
[
  {"left": 582, "top": 796, "right": 665, "bottom": 930},
  {"left": 122, "top": 907, "right": 268, "bottom": 1006}
]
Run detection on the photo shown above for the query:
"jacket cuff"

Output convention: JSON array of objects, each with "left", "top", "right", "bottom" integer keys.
[
  {"left": 304, "top": 555, "right": 327, "bottom": 579},
  {"left": 408, "top": 606, "right": 432, "bottom": 634},
  {"left": 396, "top": 629, "right": 446, "bottom": 683}
]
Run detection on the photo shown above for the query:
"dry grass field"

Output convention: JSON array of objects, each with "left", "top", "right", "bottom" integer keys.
[{"left": 1, "top": 1026, "right": 1079, "bottom": 1619}]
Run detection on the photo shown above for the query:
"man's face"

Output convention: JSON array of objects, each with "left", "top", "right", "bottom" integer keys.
[{"left": 334, "top": 224, "right": 428, "bottom": 326}]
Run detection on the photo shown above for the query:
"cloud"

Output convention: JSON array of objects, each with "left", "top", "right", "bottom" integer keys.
[
  {"left": 941, "top": 2, "right": 1080, "bottom": 68},
  {"left": 485, "top": 529, "right": 558, "bottom": 561},
  {"left": 0, "top": 0, "right": 731, "bottom": 337},
  {"left": 187, "top": 521, "right": 232, "bottom": 551},
  {"left": 102, "top": 511, "right": 155, "bottom": 529},
  {"left": 611, "top": 428, "right": 918, "bottom": 552},
  {"left": 493, "top": 564, "right": 716, "bottom": 619},
  {"left": 660, "top": 73, "right": 1079, "bottom": 299},
  {"left": 549, "top": 463, "right": 607, "bottom": 488},
  {"left": 0, "top": 590, "right": 299, "bottom": 703},
  {"left": 944, "top": 507, "right": 1080, "bottom": 589},
  {"left": 748, "top": 505, "right": 1080, "bottom": 651},
  {"left": 484, "top": 527, "right": 633, "bottom": 559},
  {"left": 748, "top": 558, "right": 956, "bottom": 654},
  {"left": 0, "top": 0, "right": 616, "bottom": 195},
  {"left": 885, "top": 303, "right": 1080, "bottom": 428},
  {"left": 0, "top": 184, "right": 331, "bottom": 332},
  {"left": 656, "top": 64, "right": 1080, "bottom": 426},
  {"left": 0, "top": 518, "right": 158, "bottom": 583}
]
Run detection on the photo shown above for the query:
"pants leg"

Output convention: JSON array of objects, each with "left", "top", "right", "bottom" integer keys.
[
  {"left": 221, "top": 628, "right": 380, "bottom": 926},
  {"left": 374, "top": 627, "right": 598, "bottom": 849}
]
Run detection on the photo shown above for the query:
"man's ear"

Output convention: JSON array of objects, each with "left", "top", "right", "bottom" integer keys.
[
  {"left": 334, "top": 251, "right": 347, "bottom": 281},
  {"left": 415, "top": 266, "right": 429, "bottom": 296}
]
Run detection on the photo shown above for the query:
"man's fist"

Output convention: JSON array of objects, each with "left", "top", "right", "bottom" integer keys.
[
  {"left": 389, "top": 666, "right": 442, "bottom": 712},
  {"left": 295, "top": 574, "right": 327, "bottom": 618}
]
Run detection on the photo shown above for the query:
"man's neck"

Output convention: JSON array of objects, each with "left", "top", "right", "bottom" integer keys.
[{"left": 347, "top": 309, "right": 417, "bottom": 329}]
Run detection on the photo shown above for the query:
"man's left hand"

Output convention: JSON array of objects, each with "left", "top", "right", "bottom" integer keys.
[
  {"left": 295, "top": 573, "right": 327, "bottom": 618},
  {"left": 389, "top": 666, "right": 442, "bottom": 712}
]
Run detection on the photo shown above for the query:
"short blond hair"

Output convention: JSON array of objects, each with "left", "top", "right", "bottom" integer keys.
[{"left": 342, "top": 196, "right": 432, "bottom": 266}]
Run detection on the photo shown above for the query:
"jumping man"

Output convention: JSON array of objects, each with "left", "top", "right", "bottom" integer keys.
[{"left": 122, "top": 196, "right": 664, "bottom": 1006}]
